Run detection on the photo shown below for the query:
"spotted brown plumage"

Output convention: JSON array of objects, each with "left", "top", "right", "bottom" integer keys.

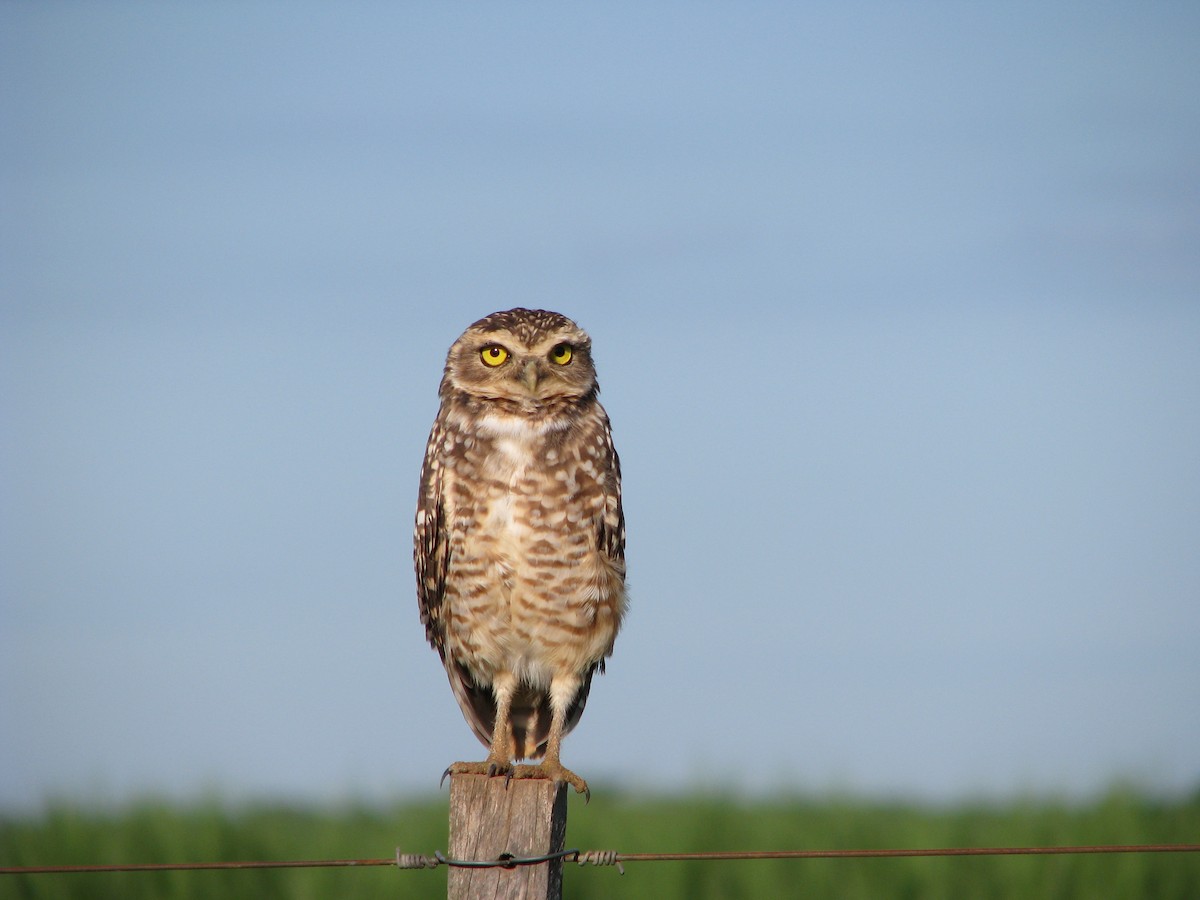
[{"left": 414, "top": 308, "right": 626, "bottom": 797}]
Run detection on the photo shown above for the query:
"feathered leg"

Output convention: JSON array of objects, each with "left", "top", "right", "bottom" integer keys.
[
  {"left": 443, "top": 672, "right": 516, "bottom": 781},
  {"left": 512, "top": 674, "right": 589, "bottom": 799}
]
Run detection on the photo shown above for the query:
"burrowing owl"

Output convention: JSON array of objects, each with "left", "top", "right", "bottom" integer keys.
[{"left": 414, "top": 308, "right": 626, "bottom": 797}]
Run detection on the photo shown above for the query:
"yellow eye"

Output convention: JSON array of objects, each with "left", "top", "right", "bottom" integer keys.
[
  {"left": 480, "top": 345, "right": 509, "bottom": 367},
  {"left": 550, "top": 343, "right": 573, "bottom": 365}
]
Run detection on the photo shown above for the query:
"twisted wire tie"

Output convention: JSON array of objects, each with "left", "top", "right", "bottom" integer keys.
[
  {"left": 576, "top": 848, "right": 625, "bottom": 875},
  {"left": 394, "top": 851, "right": 439, "bottom": 869},
  {"left": 393, "top": 847, "right": 623, "bottom": 873}
]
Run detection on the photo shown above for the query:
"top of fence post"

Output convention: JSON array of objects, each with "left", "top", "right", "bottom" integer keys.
[{"left": 447, "top": 773, "right": 568, "bottom": 900}]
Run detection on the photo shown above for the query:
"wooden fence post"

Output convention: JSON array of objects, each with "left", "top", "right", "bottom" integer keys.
[{"left": 447, "top": 773, "right": 568, "bottom": 900}]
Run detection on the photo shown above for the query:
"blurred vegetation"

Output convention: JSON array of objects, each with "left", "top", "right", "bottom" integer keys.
[{"left": 2, "top": 785, "right": 1198, "bottom": 898}]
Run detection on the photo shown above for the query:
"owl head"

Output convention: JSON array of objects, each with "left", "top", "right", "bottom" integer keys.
[{"left": 441, "top": 308, "right": 598, "bottom": 407}]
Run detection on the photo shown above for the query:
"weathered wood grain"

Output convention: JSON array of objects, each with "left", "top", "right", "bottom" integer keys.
[{"left": 448, "top": 773, "right": 568, "bottom": 900}]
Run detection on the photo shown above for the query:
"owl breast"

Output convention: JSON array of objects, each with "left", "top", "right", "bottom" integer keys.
[{"left": 443, "top": 411, "right": 623, "bottom": 689}]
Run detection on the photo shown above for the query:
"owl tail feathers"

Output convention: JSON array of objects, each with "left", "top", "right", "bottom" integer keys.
[{"left": 447, "top": 662, "right": 595, "bottom": 762}]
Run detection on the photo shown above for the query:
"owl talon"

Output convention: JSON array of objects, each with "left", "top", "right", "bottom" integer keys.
[
  {"left": 441, "top": 760, "right": 512, "bottom": 788},
  {"left": 510, "top": 762, "right": 590, "bottom": 800},
  {"left": 487, "top": 761, "right": 514, "bottom": 780}
]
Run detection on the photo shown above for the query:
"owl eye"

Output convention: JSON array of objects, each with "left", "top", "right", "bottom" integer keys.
[
  {"left": 480, "top": 345, "right": 509, "bottom": 367},
  {"left": 549, "top": 343, "right": 573, "bottom": 365}
]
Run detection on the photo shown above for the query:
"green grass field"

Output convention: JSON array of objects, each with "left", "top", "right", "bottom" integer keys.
[{"left": 3, "top": 786, "right": 1198, "bottom": 898}]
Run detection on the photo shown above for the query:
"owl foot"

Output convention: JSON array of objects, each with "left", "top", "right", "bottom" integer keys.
[
  {"left": 439, "top": 759, "right": 514, "bottom": 787},
  {"left": 511, "top": 762, "right": 591, "bottom": 802}
]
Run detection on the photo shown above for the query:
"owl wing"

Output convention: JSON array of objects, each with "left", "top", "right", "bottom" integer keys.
[
  {"left": 414, "top": 418, "right": 450, "bottom": 659},
  {"left": 589, "top": 413, "right": 625, "bottom": 682},
  {"left": 597, "top": 412, "right": 626, "bottom": 573}
]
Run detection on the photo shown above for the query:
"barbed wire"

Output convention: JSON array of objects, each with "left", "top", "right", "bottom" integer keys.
[{"left": 4, "top": 842, "right": 1199, "bottom": 877}]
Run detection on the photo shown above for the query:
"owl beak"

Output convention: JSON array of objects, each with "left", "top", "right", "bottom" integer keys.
[{"left": 520, "top": 361, "right": 540, "bottom": 394}]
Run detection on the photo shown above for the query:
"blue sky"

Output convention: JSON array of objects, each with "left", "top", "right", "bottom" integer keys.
[{"left": 2, "top": 2, "right": 1198, "bottom": 810}]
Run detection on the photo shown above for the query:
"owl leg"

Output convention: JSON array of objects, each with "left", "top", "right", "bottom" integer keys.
[
  {"left": 442, "top": 672, "right": 517, "bottom": 782},
  {"left": 512, "top": 675, "right": 589, "bottom": 800},
  {"left": 483, "top": 672, "right": 517, "bottom": 774}
]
